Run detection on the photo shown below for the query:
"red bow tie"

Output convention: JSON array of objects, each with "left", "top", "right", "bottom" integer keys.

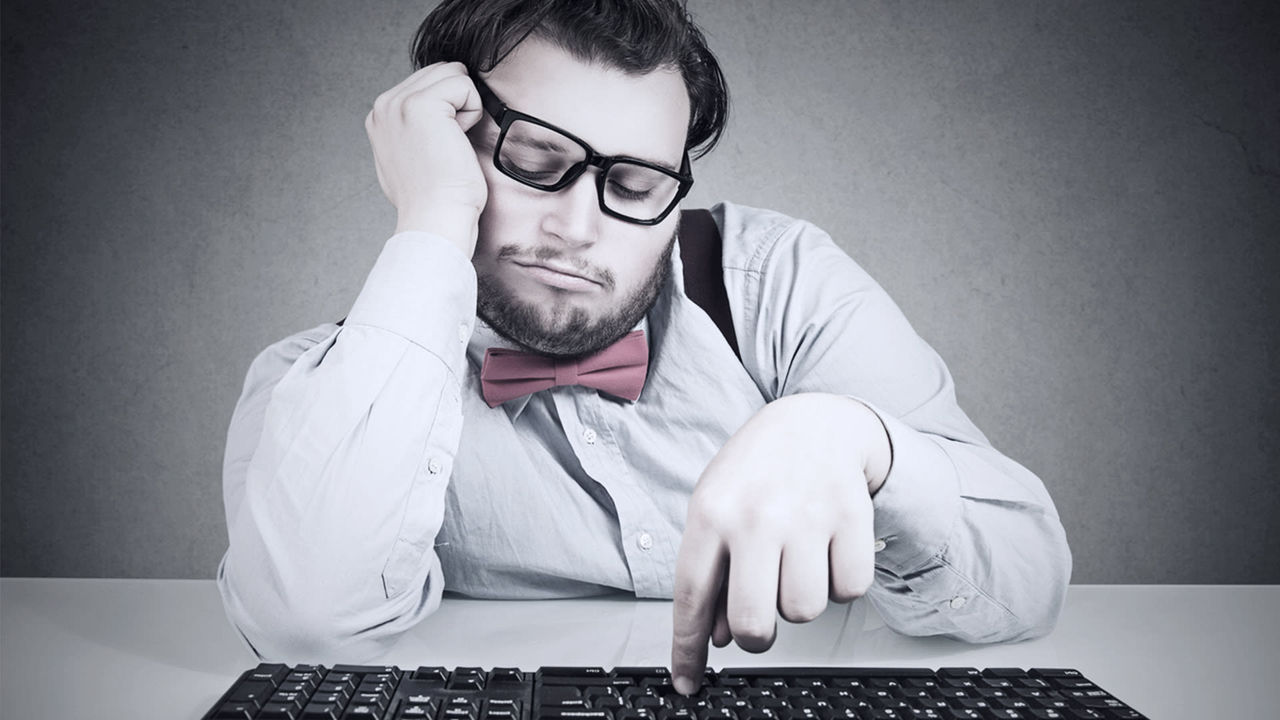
[{"left": 479, "top": 330, "right": 649, "bottom": 408}]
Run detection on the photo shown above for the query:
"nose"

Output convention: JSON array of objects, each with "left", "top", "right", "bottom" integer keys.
[{"left": 540, "top": 168, "right": 603, "bottom": 249}]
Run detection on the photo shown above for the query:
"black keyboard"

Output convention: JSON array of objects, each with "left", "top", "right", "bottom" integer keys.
[{"left": 202, "top": 664, "right": 1148, "bottom": 720}]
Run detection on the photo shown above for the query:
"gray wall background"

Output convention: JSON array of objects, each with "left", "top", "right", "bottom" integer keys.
[{"left": 2, "top": 1, "right": 1277, "bottom": 583}]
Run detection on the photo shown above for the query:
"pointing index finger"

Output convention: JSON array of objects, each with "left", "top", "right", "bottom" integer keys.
[{"left": 671, "top": 521, "right": 726, "bottom": 695}]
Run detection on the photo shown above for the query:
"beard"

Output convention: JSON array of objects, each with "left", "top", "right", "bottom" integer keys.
[{"left": 476, "top": 234, "right": 675, "bottom": 358}]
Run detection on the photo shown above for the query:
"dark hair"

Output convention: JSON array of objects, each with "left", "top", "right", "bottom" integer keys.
[{"left": 411, "top": 0, "right": 729, "bottom": 160}]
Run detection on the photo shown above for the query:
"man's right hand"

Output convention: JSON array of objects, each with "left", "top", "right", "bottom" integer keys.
[{"left": 365, "top": 61, "right": 488, "bottom": 257}]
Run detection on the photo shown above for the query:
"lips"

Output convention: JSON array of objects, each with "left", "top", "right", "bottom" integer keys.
[{"left": 513, "top": 260, "right": 603, "bottom": 292}]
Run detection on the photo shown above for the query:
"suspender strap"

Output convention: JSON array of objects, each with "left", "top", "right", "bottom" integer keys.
[{"left": 678, "top": 208, "right": 740, "bottom": 360}]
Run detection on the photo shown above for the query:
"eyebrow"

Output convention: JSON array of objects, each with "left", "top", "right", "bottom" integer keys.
[
  {"left": 505, "top": 131, "right": 574, "bottom": 156},
  {"left": 637, "top": 154, "right": 682, "bottom": 174}
]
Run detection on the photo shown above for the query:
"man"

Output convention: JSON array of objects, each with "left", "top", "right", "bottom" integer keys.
[{"left": 218, "top": 0, "right": 1071, "bottom": 695}]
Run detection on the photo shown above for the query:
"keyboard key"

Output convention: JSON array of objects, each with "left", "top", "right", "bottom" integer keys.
[
  {"left": 542, "top": 686, "right": 585, "bottom": 705},
  {"left": 491, "top": 667, "right": 526, "bottom": 684},
  {"left": 543, "top": 667, "right": 609, "bottom": 679},
  {"left": 301, "top": 703, "right": 342, "bottom": 720},
  {"left": 270, "top": 691, "right": 307, "bottom": 711},
  {"left": 1030, "top": 669, "right": 1080, "bottom": 677},
  {"left": 326, "top": 673, "right": 359, "bottom": 688},
  {"left": 614, "top": 667, "right": 671, "bottom": 678},
  {"left": 1023, "top": 711, "right": 1068, "bottom": 720},
  {"left": 280, "top": 680, "right": 317, "bottom": 695},
  {"left": 247, "top": 664, "right": 291, "bottom": 682},
  {"left": 258, "top": 701, "right": 301, "bottom": 719},
  {"left": 227, "top": 681, "right": 272, "bottom": 708},
  {"left": 980, "top": 669, "right": 1027, "bottom": 679},
  {"left": 543, "top": 710, "right": 614, "bottom": 720},
  {"left": 333, "top": 664, "right": 399, "bottom": 676},
  {"left": 214, "top": 703, "right": 257, "bottom": 720},
  {"left": 414, "top": 666, "right": 451, "bottom": 683},
  {"left": 451, "top": 667, "right": 488, "bottom": 691}
]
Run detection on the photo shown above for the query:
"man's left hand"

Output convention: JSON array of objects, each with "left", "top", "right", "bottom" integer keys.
[{"left": 670, "top": 393, "right": 891, "bottom": 694}]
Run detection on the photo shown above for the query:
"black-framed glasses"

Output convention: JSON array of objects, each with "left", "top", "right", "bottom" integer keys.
[{"left": 472, "top": 76, "right": 693, "bottom": 226}]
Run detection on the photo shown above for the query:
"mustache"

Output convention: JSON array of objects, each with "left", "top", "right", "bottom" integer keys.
[{"left": 495, "top": 244, "right": 616, "bottom": 290}]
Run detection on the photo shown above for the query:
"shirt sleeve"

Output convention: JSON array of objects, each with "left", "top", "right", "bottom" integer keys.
[
  {"left": 721, "top": 203, "right": 1072, "bottom": 643},
  {"left": 217, "top": 231, "right": 477, "bottom": 662}
]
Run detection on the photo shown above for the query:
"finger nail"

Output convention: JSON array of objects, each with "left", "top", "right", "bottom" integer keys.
[{"left": 672, "top": 675, "right": 695, "bottom": 696}]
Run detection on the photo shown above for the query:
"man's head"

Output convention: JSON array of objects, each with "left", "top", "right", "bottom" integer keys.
[{"left": 412, "top": 0, "right": 728, "bottom": 357}]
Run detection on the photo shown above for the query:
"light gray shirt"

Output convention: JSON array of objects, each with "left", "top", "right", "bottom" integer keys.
[{"left": 218, "top": 202, "right": 1071, "bottom": 662}]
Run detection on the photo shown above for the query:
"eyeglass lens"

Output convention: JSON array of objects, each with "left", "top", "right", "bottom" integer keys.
[{"left": 499, "top": 118, "right": 684, "bottom": 222}]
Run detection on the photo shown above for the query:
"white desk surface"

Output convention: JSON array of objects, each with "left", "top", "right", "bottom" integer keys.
[{"left": 1, "top": 579, "right": 1276, "bottom": 719}]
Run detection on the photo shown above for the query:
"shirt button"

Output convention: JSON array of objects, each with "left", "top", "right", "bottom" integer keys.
[
  {"left": 427, "top": 458, "right": 442, "bottom": 475},
  {"left": 637, "top": 532, "right": 654, "bottom": 551},
  {"left": 873, "top": 539, "right": 887, "bottom": 553},
  {"left": 457, "top": 323, "right": 470, "bottom": 343},
  {"left": 582, "top": 428, "right": 597, "bottom": 445},
  {"left": 949, "top": 596, "right": 967, "bottom": 610}
]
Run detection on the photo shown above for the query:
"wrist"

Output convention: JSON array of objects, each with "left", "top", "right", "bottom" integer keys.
[
  {"left": 766, "top": 393, "right": 892, "bottom": 495},
  {"left": 395, "top": 204, "right": 481, "bottom": 258},
  {"left": 853, "top": 399, "right": 892, "bottom": 496},
  {"left": 820, "top": 395, "right": 890, "bottom": 495}
]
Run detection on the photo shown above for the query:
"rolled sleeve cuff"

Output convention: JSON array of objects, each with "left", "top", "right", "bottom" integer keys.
[
  {"left": 346, "top": 231, "right": 478, "bottom": 378},
  {"left": 858, "top": 400, "right": 962, "bottom": 575}
]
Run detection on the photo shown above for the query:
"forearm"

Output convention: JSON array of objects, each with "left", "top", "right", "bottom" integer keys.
[
  {"left": 219, "top": 324, "right": 459, "bottom": 660},
  {"left": 218, "top": 232, "right": 476, "bottom": 661},
  {"left": 722, "top": 205, "right": 1071, "bottom": 642}
]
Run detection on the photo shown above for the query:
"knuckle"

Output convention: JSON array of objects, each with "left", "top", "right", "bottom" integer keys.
[
  {"left": 670, "top": 636, "right": 701, "bottom": 664},
  {"left": 779, "top": 597, "right": 825, "bottom": 624},
  {"left": 671, "top": 585, "right": 703, "bottom": 619},
  {"left": 828, "top": 585, "right": 861, "bottom": 604},
  {"left": 670, "top": 619, "right": 709, "bottom": 660},
  {"left": 830, "top": 572, "right": 873, "bottom": 603},
  {"left": 729, "top": 612, "right": 776, "bottom": 650},
  {"left": 685, "top": 495, "right": 733, "bottom": 533}
]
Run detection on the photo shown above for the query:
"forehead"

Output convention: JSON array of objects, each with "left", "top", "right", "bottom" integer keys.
[{"left": 481, "top": 37, "right": 690, "bottom": 166}]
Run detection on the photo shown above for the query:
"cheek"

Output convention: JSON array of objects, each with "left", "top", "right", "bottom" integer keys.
[
  {"left": 475, "top": 162, "right": 542, "bottom": 245},
  {"left": 608, "top": 227, "right": 675, "bottom": 288},
  {"left": 474, "top": 164, "right": 518, "bottom": 260}
]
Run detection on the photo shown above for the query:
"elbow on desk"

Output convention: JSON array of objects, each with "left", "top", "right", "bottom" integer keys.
[
  {"left": 959, "top": 523, "right": 1073, "bottom": 644},
  {"left": 874, "top": 568, "right": 1070, "bottom": 646},
  {"left": 215, "top": 555, "right": 442, "bottom": 663},
  {"left": 958, "top": 493, "right": 1075, "bottom": 643},
  {"left": 872, "top": 518, "right": 1072, "bottom": 644}
]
